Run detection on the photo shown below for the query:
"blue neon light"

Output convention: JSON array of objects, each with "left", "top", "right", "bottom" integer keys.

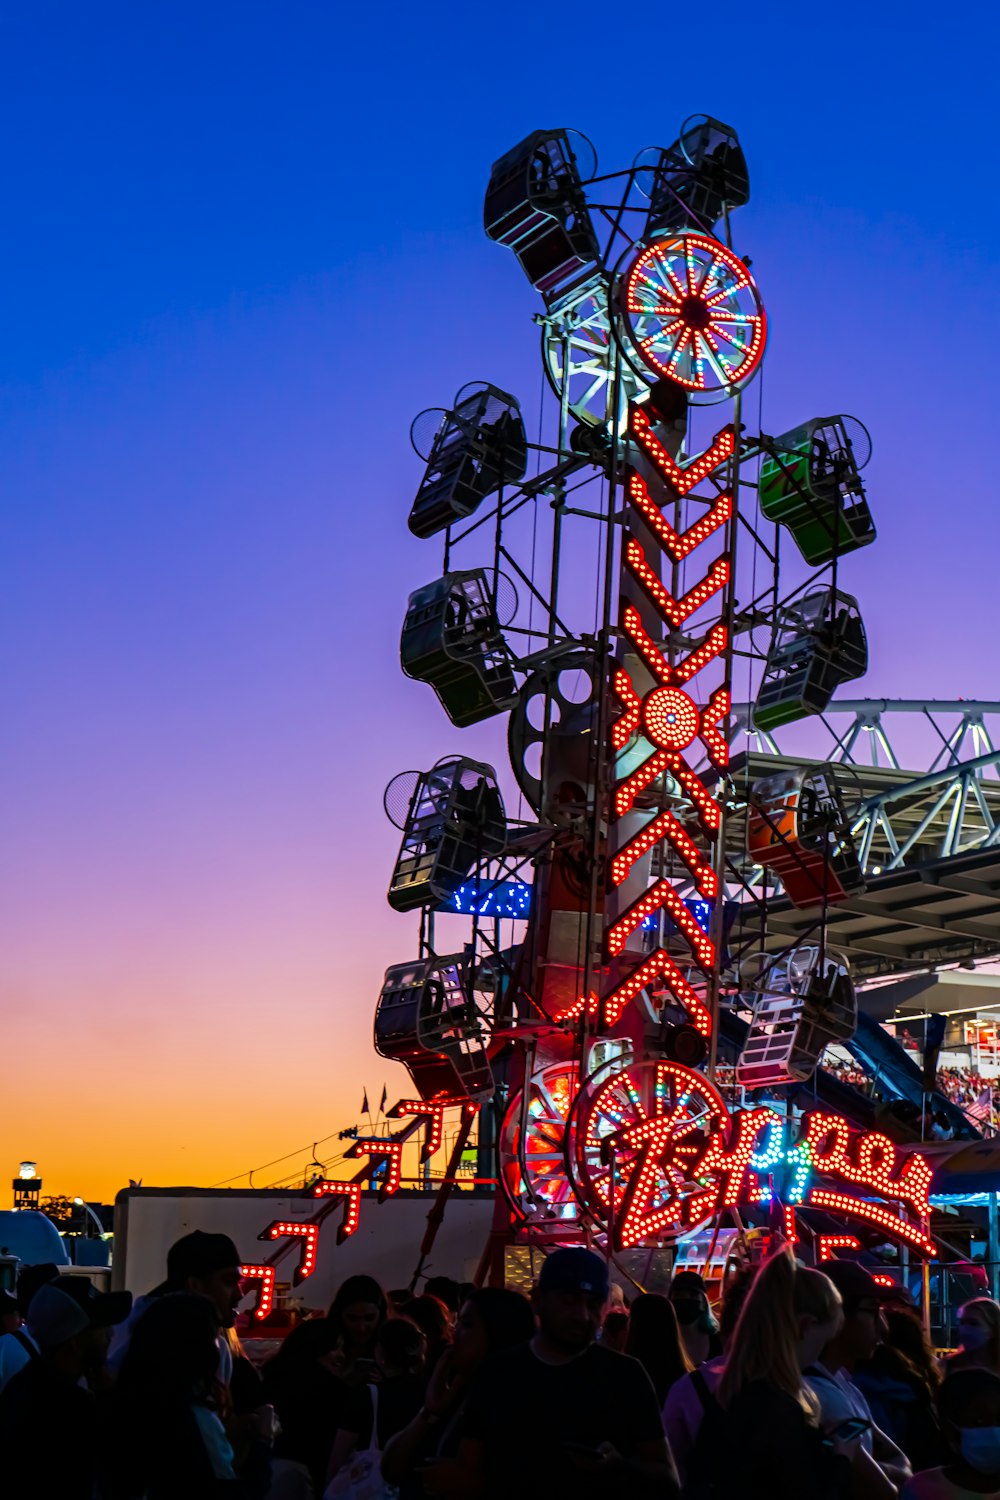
[
  {"left": 444, "top": 881, "right": 532, "bottom": 919},
  {"left": 750, "top": 1119, "right": 786, "bottom": 1172},
  {"left": 641, "top": 900, "right": 714, "bottom": 933}
]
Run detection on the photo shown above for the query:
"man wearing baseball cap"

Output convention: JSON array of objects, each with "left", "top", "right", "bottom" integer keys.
[
  {"left": 110, "top": 1231, "right": 244, "bottom": 1361},
  {"left": 157, "top": 1230, "right": 245, "bottom": 1325},
  {"left": 0, "top": 1275, "right": 131, "bottom": 1497},
  {"left": 806, "top": 1259, "right": 911, "bottom": 1490},
  {"left": 458, "top": 1247, "right": 678, "bottom": 1498}
]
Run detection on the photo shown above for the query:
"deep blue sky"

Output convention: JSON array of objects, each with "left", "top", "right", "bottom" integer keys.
[{"left": 2, "top": 2, "right": 998, "bottom": 1195}]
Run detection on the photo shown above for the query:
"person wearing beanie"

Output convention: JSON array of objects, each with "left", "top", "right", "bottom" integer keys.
[
  {"left": 0, "top": 1275, "right": 131, "bottom": 1499},
  {"left": 0, "top": 1261, "right": 59, "bottom": 1395},
  {"left": 457, "top": 1247, "right": 678, "bottom": 1498}
]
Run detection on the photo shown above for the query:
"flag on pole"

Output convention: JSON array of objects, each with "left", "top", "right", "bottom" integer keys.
[
  {"left": 380, "top": 1085, "right": 388, "bottom": 1112},
  {"left": 966, "top": 1086, "right": 994, "bottom": 1124},
  {"left": 361, "top": 1090, "right": 370, "bottom": 1115}
]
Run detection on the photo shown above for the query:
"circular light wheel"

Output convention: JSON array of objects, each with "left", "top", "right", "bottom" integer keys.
[
  {"left": 498, "top": 1061, "right": 580, "bottom": 1224},
  {"left": 542, "top": 276, "right": 650, "bottom": 432},
  {"left": 619, "top": 233, "right": 766, "bottom": 398},
  {"left": 567, "top": 1058, "right": 728, "bottom": 1248},
  {"left": 643, "top": 686, "right": 700, "bottom": 752}
]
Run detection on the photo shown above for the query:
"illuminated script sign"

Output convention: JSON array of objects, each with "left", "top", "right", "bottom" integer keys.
[{"left": 596, "top": 1067, "right": 934, "bottom": 1254}]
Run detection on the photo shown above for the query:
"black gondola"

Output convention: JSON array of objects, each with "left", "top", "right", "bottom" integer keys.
[
  {"left": 374, "top": 954, "right": 495, "bottom": 1103},
  {"left": 408, "top": 382, "right": 527, "bottom": 539},
  {"left": 754, "top": 589, "right": 868, "bottom": 731},
  {"left": 484, "top": 129, "right": 600, "bottom": 306},
  {"left": 643, "top": 115, "right": 749, "bottom": 239},
  {"left": 387, "top": 756, "right": 507, "bottom": 912},
  {"left": 401, "top": 569, "right": 516, "bottom": 727}
]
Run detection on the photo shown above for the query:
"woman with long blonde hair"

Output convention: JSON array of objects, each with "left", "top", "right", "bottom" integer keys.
[{"left": 686, "top": 1247, "right": 895, "bottom": 1499}]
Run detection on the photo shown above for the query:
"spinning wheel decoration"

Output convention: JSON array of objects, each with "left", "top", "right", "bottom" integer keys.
[
  {"left": 567, "top": 1059, "right": 728, "bottom": 1248},
  {"left": 542, "top": 277, "right": 650, "bottom": 432},
  {"left": 619, "top": 233, "right": 766, "bottom": 396},
  {"left": 498, "top": 1061, "right": 579, "bottom": 1223}
]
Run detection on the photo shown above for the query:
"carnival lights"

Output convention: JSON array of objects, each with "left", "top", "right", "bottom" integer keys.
[
  {"left": 309, "top": 1181, "right": 363, "bottom": 1243},
  {"left": 597, "top": 949, "right": 712, "bottom": 1033},
  {"left": 685, "top": 1107, "right": 785, "bottom": 1220},
  {"left": 626, "top": 541, "right": 730, "bottom": 629},
  {"left": 240, "top": 1265, "right": 276, "bottom": 1322},
  {"left": 806, "top": 1190, "right": 935, "bottom": 1256},
  {"left": 347, "top": 1138, "right": 404, "bottom": 1199},
  {"left": 388, "top": 1098, "right": 453, "bottom": 1161},
  {"left": 259, "top": 1222, "right": 319, "bottom": 1284},
  {"left": 817, "top": 1235, "right": 863, "bottom": 1262},
  {"left": 607, "top": 880, "right": 717, "bottom": 968},
  {"left": 244, "top": 93, "right": 923, "bottom": 1290},
  {"left": 629, "top": 407, "right": 735, "bottom": 493},
  {"left": 571, "top": 1061, "right": 730, "bottom": 1248},
  {"left": 609, "top": 807, "right": 717, "bottom": 898},
  {"left": 643, "top": 688, "right": 701, "bottom": 752},
  {"left": 621, "top": 234, "right": 767, "bottom": 394},
  {"left": 324, "top": 113, "right": 945, "bottom": 1292}
]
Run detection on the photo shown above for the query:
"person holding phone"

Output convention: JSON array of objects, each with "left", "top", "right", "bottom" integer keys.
[
  {"left": 380, "top": 1287, "right": 534, "bottom": 1499},
  {"left": 326, "top": 1318, "right": 428, "bottom": 1490}
]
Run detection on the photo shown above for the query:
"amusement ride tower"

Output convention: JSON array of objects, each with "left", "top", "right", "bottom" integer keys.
[{"left": 244, "top": 120, "right": 970, "bottom": 1308}]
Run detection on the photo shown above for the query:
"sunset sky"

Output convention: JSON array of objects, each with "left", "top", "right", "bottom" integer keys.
[{"left": 3, "top": 3, "right": 999, "bottom": 1204}]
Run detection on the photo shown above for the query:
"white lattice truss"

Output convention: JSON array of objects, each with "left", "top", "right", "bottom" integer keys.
[{"left": 730, "top": 700, "right": 1000, "bottom": 874}]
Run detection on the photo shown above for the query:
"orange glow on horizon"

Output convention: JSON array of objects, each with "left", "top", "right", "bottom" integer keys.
[{"left": 1, "top": 911, "right": 417, "bottom": 1206}]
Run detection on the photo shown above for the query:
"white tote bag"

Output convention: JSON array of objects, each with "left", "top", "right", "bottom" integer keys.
[{"left": 324, "top": 1386, "right": 398, "bottom": 1500}]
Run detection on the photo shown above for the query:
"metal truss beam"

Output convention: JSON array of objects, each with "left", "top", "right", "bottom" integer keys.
[
  {"left": 730, "top": 699, "right": 1000, "bottom": 778},
  {"left": 850, "top": 748, "right": 1000, "bottom": 873}
]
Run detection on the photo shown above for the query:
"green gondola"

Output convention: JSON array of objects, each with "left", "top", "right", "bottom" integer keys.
[{"left": 759, "top": 415, "right": 875, "bottom": 566}]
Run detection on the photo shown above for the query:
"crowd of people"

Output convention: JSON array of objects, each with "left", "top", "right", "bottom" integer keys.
[
  {"left": 821, "top": 1056, "right": 1000, "bottom": 1125},
  {"left": 934, "top": 1069, "right": 999, "bottom": 1112},
  {"left": 823, "top": 1056, "right": 875, "bottom": 1092},
  {"left": 5, "top": 1232, "right": 1000, "bottom": 1499}
]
